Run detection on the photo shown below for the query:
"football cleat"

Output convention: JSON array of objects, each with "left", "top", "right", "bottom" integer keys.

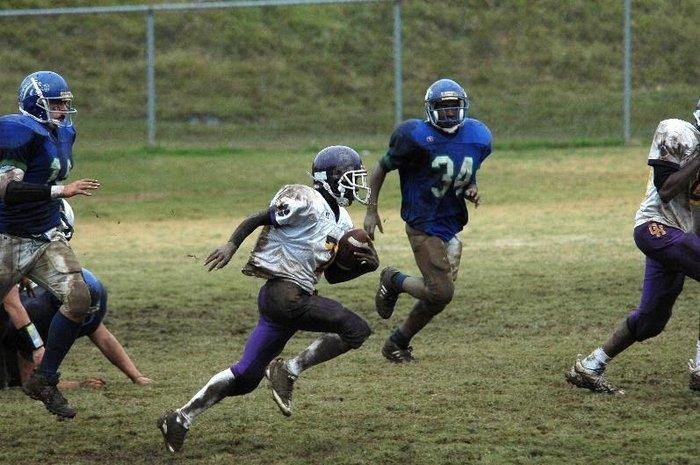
[
  {"left": 565, "top": 355, "right": 624, "bottom": 395},
  {"left": 375, "top": 266, "right": 401, "bottom": 319},
  {"left": 382, "top": 338, "right": 417, "bottom": 364},
  {"left": 689, "top": 360, "right": 700, "bottom": 392},
  {"left": 265, "top": 358, "right": 297, "bottom": 416},
  {"left": 22, "top": 372, "right": 76, "bottom": 419},
  {"left": 157, "top": 410, "right": 189, "bottom": 453}
]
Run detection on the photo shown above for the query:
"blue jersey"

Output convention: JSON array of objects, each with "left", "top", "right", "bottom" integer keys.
[
  {"left": 0, "top": 114, "right": 76, "bottom": 236},
  {"left": 0, "top": 269, "right": 106, "bottom": 357},
  {"left": 380, "top": 118, "right": 492, "bottom": 240}
]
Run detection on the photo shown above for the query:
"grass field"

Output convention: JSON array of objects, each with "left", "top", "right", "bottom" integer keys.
[{"left": 0, "top": 142, "right": 697, "bottom": 465}]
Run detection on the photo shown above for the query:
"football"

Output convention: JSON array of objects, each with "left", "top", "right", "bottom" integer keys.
[{"left": 334, "top": 228, "right": 375, "bottom": 270}]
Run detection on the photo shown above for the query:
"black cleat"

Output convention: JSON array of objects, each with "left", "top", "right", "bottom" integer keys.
[
  {"left": 375, "top": 267, "right": 401, "bottom": 319},
  {"left": 158, "top": 410, "right": 189, "bottom": 453},
  {"left": 382, "top": 338, "right": 417, "bottom": 364},
  {"left": 22, "top": 372, "right": 76, "bottom": 419},
  {"left": 265, "top": 358, "right": 296, "bottom": 416}
]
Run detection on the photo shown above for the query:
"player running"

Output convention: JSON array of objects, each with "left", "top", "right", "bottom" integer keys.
[
  {"left": 0, "top": 71, "right": 100, "bottom": 418},
  {"left": 364, "top": 78, "right": 492, "bottom": 363},
  {"left": 158, "top": 146, "right": 378, "bottom": 453},
  {"left": 566, "top": 99, "right": 700, "bottom": 394}
]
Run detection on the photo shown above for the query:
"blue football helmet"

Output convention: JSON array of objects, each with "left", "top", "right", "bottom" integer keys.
[
  {"left": 18, "top": 71, "right": 76, "bottom": 127},
  {"left": 311, "top": 145, "right": 370, "bottom": 206},
  {"left": 693, "top": 98, "right": 700, "bottom": 130},
  {"left": 424, "top": 79, "right": 470, "bottom": 132}
]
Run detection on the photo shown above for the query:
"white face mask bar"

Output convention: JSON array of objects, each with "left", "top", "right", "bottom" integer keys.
[{"left": 338, "top": 169, "right": 371, "bottom": 205}]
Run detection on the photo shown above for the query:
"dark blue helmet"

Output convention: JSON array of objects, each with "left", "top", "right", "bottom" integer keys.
[
  {"left": 311, "top": 145, "right": 370, "bottom": 206},
  {"left": 18, "top": 71, "right": 76, "bottom": 126},
  {"left": 424, "top": 79, "right": 470, "bottom": 132}
]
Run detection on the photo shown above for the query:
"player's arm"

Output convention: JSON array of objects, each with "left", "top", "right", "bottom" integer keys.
[
  {"left": 363, "top": 161, "right": 388, "bottom": 240},
  {"left": 204, "top": 207, "right": 274, "bottom": 271},
  {"left": 88, "top": 323, "right": 152, "bottom": 386},
  {"left": 0, "top": 167, "right": 100, "bottom": 205},
  {"left": 2, "top": 286, "right": 44, "bottom": 367},
  {"left": 654, "top": 151, "right": 700, "bottom": 203}
]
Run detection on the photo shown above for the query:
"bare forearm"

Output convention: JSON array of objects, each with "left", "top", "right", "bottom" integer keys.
[
  {"left": 227, "top": 208, "right": 272, "bottom": 247},
  {"left": 3, "top": 287, "right": 31, "bottom": 328},
  {"left": 367, "top": 162, "right": 388, "bottom": 207},
  {"left": 92, "top": 330, "right": 143, "bottom": 382}
]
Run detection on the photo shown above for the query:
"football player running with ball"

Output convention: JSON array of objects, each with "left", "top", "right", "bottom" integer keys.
[
  {"left": 0, "top": 71, "right": 100, "bottom": 418},
  {"left": 566, "top": 99, "right": 700, "bottom": 394},
  {"left": 363, "top": 78, "right": 492, "bottom": 363},
  {"left": 158, "top": 146, "right": 378, "bottom": 453}
]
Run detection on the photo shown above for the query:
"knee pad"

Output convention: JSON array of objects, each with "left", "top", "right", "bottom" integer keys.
[
  {"left": 425, "top": 279, "right": 454, "bottom": 307},
  {"left": 61, "top": 273, "right": 91, "bottom": 320},
  {"left": 340, "top": 315, "right": 372, "bottom": 349}
]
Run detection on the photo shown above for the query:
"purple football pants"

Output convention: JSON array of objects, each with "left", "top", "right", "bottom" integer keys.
[
  {"left": 626, "top": 222, "right": 699, "bottom": 342},
  {"left": 224, "top": 279, "right": 370, "bottom": 396}
]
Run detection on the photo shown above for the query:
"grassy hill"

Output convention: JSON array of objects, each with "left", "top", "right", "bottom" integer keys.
[{"left": 0, "top": 0, "right": 697, "bottom": 146}]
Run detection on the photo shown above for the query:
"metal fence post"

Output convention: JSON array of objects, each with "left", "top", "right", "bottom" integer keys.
[
  {"left": 393, "top": 0, "right": 402, "bottom": 127},
  {"left": 146, "top": 8, "right": 156, "bottom": 147},
  {"left": 623, "top": 0, "right": 631, "bottom": 144}
]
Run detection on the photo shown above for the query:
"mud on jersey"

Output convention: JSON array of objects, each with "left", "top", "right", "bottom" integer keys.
[
  {"left": 634, "top": 119, "right": 699, "bottom": 233},
  {"left": 243, "top": 184, "right": 353, "bottom": 293}
]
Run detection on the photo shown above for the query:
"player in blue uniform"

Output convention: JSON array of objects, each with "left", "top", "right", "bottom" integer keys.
[
  {"left": 1, "top": 268, "right": 152, "bottom": 389},
  {"left": 0, "top": 71, "right": 100, "bottom": 418},
  {"left": 364, "top": 79, "right": 492, "bottom": 363}
]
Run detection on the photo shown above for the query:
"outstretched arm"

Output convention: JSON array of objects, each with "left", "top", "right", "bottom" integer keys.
[
  {"left": 204, "top": 208, "right": 274, "bottom": 271},
  {"left": 363, "top": 161, "right": 388, "bottom": 240},
  {"left": 0, "top": 166, "right": 100, "bottom": 205},
  {"left": 88, "top": 324, "right": 152, "bottom": 386}
]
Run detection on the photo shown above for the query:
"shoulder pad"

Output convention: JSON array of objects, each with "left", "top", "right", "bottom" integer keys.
[{"left": 0, "top": 115, "right": 50, "bottom": 149}]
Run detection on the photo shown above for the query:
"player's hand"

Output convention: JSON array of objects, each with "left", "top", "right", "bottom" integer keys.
[
  {"left": 18, "top": 277, "right": 35, "bottom": 298},
  {"left": 204, "top": 242, "right": 238, "bottom": 271},
  {"left": 464, "top": 184, "right": 480, "bottom": 207},
  {"left": 363, "top": 209, "right": 384, "bottom": 240},
  {"left": 353, "top": 248, "right": 379, "bottom": 271},
  {"left": 133, "top": 375, "right": 153, "bottom": 386},
  {"left": 80, "top": 377, "right": 107, "bottom": 389},
  {"left": 31, "top": 346, "right": 45, "bottom": 367},
  {"left": 61, "top": 179, "right": 101, "bottom": 198}
]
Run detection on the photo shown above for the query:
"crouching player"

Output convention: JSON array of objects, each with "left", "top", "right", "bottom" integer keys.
[
  {"left": 566, "top": 100, "right": 700, "bottom": 394},
  {"left": 0, "top": 268, "right": 152, "bottom": 389},
  {"left": 158, "top": 146, "right": 378, "bottom": 453}
]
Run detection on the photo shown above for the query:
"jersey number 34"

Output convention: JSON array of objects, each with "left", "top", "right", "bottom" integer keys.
[{"left": 431, "top": 156, "right": 473, "bottom": 198}]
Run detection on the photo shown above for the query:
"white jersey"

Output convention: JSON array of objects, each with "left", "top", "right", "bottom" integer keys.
[
  {"left": 242, "top": 184, "right": 353, "bottom": 293},
  {"left": 634, "top": 118, "right": 700, "bottom": 232}
]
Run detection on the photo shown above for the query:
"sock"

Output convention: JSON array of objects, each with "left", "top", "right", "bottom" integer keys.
[
  {"left": 695, "top": 339, "right": 700, "bottom": 367},
  {"left": 39, "top": 312, "right": 82, "bottom": 380},
  {"left": 392, "top": 272, "right": 408, "bottom": 290},
  {"left": 390, "top": 327, "right": 411, "bottom": 350},
  {"left": 286, "top": 334, "right": 351, "bottom": 377},
  {"left": 178, "top": 368, "right": 235, "bottom": 428},
  {"left": 581, "top": 347, "right": 610, "bottom": 373}
]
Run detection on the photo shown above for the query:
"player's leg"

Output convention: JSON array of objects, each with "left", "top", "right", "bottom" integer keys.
[
  {"left": 159, "top": 303, "right": 295, "bottom": 453},
  {"left": 22, "top": 239, "right": 91, "bottom": 418},
  {"left": 688, "top": 319, "right": 700, "bottom": 391},
  {"left": 262, "top": 280, "right": 371, "bottom": 415},
  {"left": 567, "top": 256, "right": 684, "bottom": 394},
  {"left": 382, "top": 228, "right": 456, "bottom": 363}
]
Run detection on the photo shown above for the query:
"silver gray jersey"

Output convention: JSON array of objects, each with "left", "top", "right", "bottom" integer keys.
[
  {"left": 634, "top": 119, "right": 700, "bottom": 232},
  {"left": 242, "top": 184, "right": 353, "bottom": 293}
]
